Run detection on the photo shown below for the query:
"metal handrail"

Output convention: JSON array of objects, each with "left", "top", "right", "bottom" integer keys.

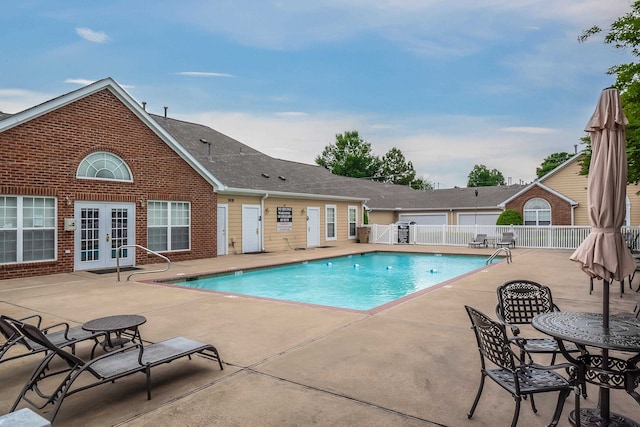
[
  {"left": 486, "top": 247, "right": 512, "bottom": 265},
  {"left": 116, "top": 244, "right": 171, "bottom": 282}
]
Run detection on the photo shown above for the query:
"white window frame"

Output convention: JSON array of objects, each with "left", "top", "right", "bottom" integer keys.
[
  {"left": 325, "top": 205, "right": 337, "bottom": 240},
  {"left": 77, "top": 151, "right": 133, "bottom": 182},
  {"left": 348, "top": 205, "right": 358, "bottom": 239},
  {"left": 0, "top": 195, "right": 57, "bottom": 264},
  {"left": 147, "top": 201, "right": 191, "bottom": 252},
  {"left": 524, "top": 197, "right": 551, "bottom": 226}
]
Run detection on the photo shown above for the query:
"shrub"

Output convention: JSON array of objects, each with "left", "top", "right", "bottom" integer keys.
[{"left": 496, "top": 209, "right": 523, "bottom": 225}]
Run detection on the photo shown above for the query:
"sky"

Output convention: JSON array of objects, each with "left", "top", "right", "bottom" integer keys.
[{"left": 0, "top": 1, "right": 634, "bottom": 189}]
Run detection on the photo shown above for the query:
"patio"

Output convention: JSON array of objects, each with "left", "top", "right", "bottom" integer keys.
[{"left": 0, "top": 245, "right": 638, "bottom": 426}]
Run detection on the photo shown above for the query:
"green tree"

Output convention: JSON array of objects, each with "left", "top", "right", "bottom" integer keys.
[
  {"left": 409, "top": 177, "right": 434, "bottom": 190},
  {"left": 578, "top": 1, "right": 640, "bottom": 183},
  {"left": 380, "top": 147, "right": 416, "bottom": 185},
  {"left": 536, "top": 152, "right": 572, "bottom": 178},
  {"left": 315, "top": 131, "right": 382, "bottom": 179},
  {"left": 496, "top": 209, "right": 523, "bottom": 225},
  {"left": 467, "top": 164, "right": 506, "bottom": 187}
]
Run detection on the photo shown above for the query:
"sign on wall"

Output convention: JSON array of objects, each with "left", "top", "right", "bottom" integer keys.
[{"left": 277, "top": 207, "right": 293, "bottom": 231}]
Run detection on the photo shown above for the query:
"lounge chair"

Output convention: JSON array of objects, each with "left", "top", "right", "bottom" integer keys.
[
  {"left": 496, "top": 232, "right": 516, "bottom": 248},
  {"left": 7, "top": 318, "right": 223, "bottom": 423},
  {"left": 468, "top": 234, "right": 488, "bottom": 248},
  {"left": 1, "top": 314, "right": 102, "bottom": 364}
]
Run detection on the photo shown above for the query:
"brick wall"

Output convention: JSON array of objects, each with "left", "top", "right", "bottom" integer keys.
[
  {"left": 0, "top": 89, "right": 217, "bottom": 279},
  {"left": 505, "top": 185, "right": 572, "bottom": 225}
]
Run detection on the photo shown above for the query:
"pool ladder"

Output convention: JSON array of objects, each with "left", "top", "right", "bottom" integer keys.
[
  {"left": 116, "top": 244, "right": 171, "bottom": 281},
  {"left": 486, "top": 247, "right": 512, "bottom": 265}
]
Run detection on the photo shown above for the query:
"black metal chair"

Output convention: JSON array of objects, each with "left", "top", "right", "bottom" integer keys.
[
  {"left": 465, "top": 305, "right": 580, "bottom": 427},
  {"left": 496, "top": 280, "right": 579, "bottom": 365}
]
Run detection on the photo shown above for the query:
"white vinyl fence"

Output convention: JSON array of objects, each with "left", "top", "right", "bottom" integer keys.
[{"left": 367, "top": 224, "right": 640, "bottom": 250}]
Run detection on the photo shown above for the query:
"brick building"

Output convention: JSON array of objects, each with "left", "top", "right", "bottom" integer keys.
[{"left": 0, "top": 79, "right": 219, "bottom": 279}]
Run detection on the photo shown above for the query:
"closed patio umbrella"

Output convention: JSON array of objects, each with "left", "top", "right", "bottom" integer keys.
[
  {"left": 569, "top": 87, "right": 637, "bottom": 425},
  {"left": 570, "top": 87, "right": 636, "bottom": 321}
]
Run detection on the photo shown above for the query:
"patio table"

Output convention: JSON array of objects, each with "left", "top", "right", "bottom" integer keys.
[
  {"left": 83, "top": 314, "right": 146, "bottom": 351},
  {"left": 532, "top": 312, "right": 640, "bottom": 427}
]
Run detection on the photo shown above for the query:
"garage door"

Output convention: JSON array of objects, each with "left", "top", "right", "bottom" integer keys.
[
  {"left": 398, "top": 214, "right": 447, "bottom": 225},
  {"left": 458, "top": 212, "right": 500, "bottom": 225}
]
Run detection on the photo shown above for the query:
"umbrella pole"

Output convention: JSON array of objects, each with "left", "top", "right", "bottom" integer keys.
[
  {"left": 601, "top": 280, "right": 610, "bottom": 422},
  {"left": 603, "top": 279, "right": 609, "bottom": 329}
]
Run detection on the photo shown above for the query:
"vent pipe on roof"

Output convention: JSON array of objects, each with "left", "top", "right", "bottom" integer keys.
[
  {"left": 164, "top": 106, "right": 168, "bottom": 118},
  {"left": 142, "top": 101, "right": 147, "bottom": 111}
]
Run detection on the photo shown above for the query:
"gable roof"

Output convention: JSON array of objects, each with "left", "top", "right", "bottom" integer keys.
[
  {"left": 0, "top": 78, "right": 224, "bottom": 190},
  {"left": 500, "top": 154, "right": 581, "bottom": 206}
]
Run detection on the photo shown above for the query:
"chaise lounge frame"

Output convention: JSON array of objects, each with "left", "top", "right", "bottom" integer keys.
[
  {"left": 1, "top": 314, "right": 102, "bottom": 364},
  {"left": 7, "top": 318, "right": 223, "bottom": 423}
]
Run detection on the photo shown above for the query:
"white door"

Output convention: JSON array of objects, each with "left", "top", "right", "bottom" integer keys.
[
  {"left": 74, "top": 202, "right": 135, "bottom": 271},
  {"left": 241, "top": 205, "right": 261, "bottom": 253},
  {"left": 307, "top": 207, "right": 320, "bottom": 247},
  {"left": 217, "top": 204, "right": 228, "bottom": 256}
]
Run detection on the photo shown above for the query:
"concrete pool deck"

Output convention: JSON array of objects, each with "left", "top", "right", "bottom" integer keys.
[{"left": 0, "top": 244, "right": 638, "bottom": 426}]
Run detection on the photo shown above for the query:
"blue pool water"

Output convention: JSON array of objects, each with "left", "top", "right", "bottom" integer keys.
[{"left": 170, "top": 252, "right": 488, "bottom": 311}]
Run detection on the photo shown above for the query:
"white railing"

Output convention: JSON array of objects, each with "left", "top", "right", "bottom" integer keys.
[{"left": 366, "top": 224, "right": 640, "bottom": 250}]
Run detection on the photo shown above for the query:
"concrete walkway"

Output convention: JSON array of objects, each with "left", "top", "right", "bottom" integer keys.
[{"left": 1, "top": 245, "right": 638, "bottom": 426}]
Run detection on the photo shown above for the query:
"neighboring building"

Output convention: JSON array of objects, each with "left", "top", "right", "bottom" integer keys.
[
  {"left": 150, "top": 115, "right": 369, "bottom": 254},
  {"left": 0, "top": 79, "right": 222, "bottom": 279},
  {"left": 363, "top": 185, "right": 527, "bottom": 226},
  {"left": 502, "top": 154, "right": 640, "bottom": 226}
]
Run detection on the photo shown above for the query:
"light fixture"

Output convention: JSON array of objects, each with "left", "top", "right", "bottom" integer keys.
[{"left": 265, "top": 207, "right": 270, "bottom": 214}]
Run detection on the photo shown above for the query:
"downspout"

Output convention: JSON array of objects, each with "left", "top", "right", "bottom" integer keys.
[{"left": 261, "top": 193, "right": 269, "bottom": 252}]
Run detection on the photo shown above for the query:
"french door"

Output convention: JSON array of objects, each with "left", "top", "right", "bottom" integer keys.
[{"left": 74, "top": 202, "right": 135, "bottom": 270}]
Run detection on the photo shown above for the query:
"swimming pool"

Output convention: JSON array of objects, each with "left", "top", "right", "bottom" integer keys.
[{"left": 167, "top": 252, "right": 489, "bottom": 311}]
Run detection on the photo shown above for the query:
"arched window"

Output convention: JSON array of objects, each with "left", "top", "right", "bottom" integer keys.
[
  {"left": 76, "top": 152, "right": 132, "bottom": 181},
  {"left": 524, "top": 198, "right": 551, "bottom": 226}
]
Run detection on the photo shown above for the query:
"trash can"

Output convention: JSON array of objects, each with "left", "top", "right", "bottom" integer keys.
[{"left": 357, "top": 226, "right": 371, "bottom": 243}]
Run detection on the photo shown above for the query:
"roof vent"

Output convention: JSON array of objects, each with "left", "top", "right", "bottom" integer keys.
[
  {"left": 262, "top": 173, "right": 270, "bottom": 178},
  {"left": 278, "top": 176, "right": 286, "bottom": 181}
]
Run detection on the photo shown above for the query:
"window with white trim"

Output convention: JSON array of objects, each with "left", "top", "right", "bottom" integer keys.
[
  {"left": 147, "top": 201, "right": 191, "bottom": 252},
  {"left": 77, "top": 152, "right": 132, "bottom": 181},
  {"left": 524, "top": 198, "right": 551, "bottom": 226},
  {"left": 0, "top": 196, "right": 56, "bottom": 263},
  {"left": 325, "top": 205, "right": 336, "bottom": 240},
  {"left": 348, "top": 205, "right": 358, "bottom": 239}
]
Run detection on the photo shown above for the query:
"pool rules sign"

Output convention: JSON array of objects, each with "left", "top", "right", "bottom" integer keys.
[{"left": 277, "top": 207, "right": 293, "bottom": 231}]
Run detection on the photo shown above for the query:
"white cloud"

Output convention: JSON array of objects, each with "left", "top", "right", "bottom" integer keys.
[
  {"left": 65, "top": 78, "right": 96, "bottom": 86},
  {"left": 0, "top": 89, "right": 53, "bottom": 114},
  {"left": 501, "top": 127, "right": 556, "bottom": 134},
  {"left": 75, "top": 27, "right": 109, "bottom": 43},
  {"left": 177, "top": 71, "right": 235, "bottom": 78},
  {"left": 64, "top": 79, "right": 135, "bottom": 90}
]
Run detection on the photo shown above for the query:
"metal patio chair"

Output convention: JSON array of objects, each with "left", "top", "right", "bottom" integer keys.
[
  {"left": 1, "top": 314, "right": 102, "bottom": 365},
  {"left": 7, "top": 318, "right": 224, "bottom": 423},
  {"left": 496, "top": 280, "right": 579, "bottom": 365},
  {"left": 465, "top": 305, "right": 580, "bottom": 427}
]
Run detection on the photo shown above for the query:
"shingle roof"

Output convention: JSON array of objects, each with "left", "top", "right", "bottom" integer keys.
[{"left": 150, "top": 114, "right": 525, "bottom": 210}]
